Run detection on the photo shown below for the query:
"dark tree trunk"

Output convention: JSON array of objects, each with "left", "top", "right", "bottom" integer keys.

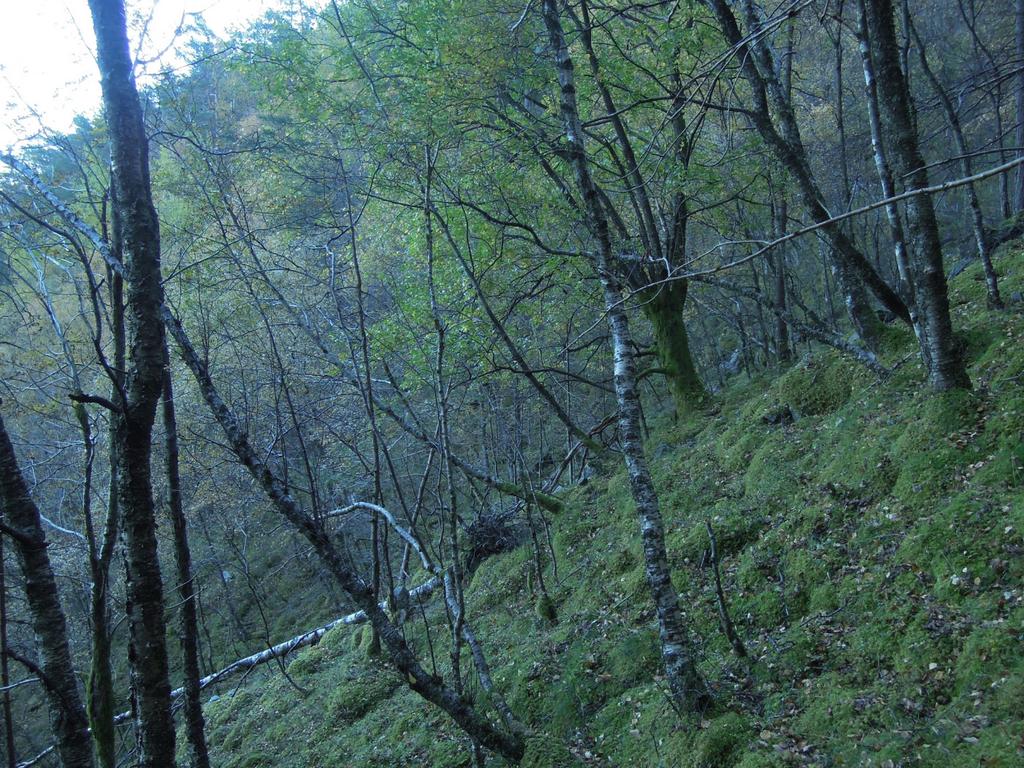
[
  {"left": 862, "top": 0, "right": 971, "bottom": 390},
  {"left": 910, "top": 22, "right": 1002, "bottom": 308},
  {"left": 541, "top": 0, "right": 710, "bottom": 715},
  {"left": 1015, "top": 0, "right": 1024, "bottom": 214},
  {"left": 855, "top": 1, "right": 918, "bottom": 336},
  {"left": 162, "top": 368, "right": 211, "bottom": 768},
  {"left": 0, "top": 410, "right": 94, "bottom": 768},
  {"left": 833, "top": 0, "right": 852, "bottom": 209},
  {"left": 87, "top": 256, "right": 124, "bottom": 768},
  {"left": 0, "top": 518, "right": 15, "bottom": 768},
  {"left": 639, "top": 282, "right": 706, "bottom": 407},
  {"left": 86, "top": 1, "right": 177, "bottom": 763},
  {"left": 704, "top": 0, "right": 904, "bottom": 345},
  {"left": 770, "top": 195, "right": 792, "bottom": 364}
]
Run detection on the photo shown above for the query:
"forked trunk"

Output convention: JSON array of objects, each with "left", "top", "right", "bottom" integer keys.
[{"left": 87, "top": 0, "right": 177, "bottom": 762}]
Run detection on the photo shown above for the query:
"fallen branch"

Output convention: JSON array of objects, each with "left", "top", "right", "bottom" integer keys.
[
  {"left": 629, "top": 155, "right": 1024, "bottom": 294},
  {"left": 17, "top": 577, "right": 442, "bottom": 768},
  {"left": 706, "top": 521, "right": 747, "bottom": 659},
  {"left": 0, "top": 676, "right": 40, "bottom": 693},
  {"left": 157, "top": 576, "right": 441, "bottom": 709}
]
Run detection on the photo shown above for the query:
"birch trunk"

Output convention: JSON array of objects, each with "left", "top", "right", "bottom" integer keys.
[{"left": 541, "top": 0, "right": 710, "bottom": 714}]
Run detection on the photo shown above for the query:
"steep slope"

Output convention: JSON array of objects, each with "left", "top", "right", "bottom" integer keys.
[{"left": 199, "top": 244, "right": 1024, "bottom": 768}]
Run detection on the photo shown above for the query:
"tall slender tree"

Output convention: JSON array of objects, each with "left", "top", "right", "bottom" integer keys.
[
  {"left": 540, "top": 0, "right": 710, "bottom": 714},
  {"left": 162, "top": 364, "right": 211, "bottom": 768},
  {"left": 86, "top": 0, "right": 177, "bottom": 763},
  {"left": 861, "top": 0, "right": 971, "bottom": 390}
]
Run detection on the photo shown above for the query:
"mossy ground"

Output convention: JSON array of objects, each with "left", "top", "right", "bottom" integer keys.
[{"left": 198, "top": 245, "right": 1024, "bottom": 767}]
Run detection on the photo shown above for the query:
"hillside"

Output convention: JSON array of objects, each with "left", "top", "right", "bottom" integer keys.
[{"left": 197, "top": 246, "right": 1024, "bottom": 768}]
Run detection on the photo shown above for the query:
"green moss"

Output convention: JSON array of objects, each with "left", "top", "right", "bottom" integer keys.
[
  {"left": 891, "top": 390, "right": 981, "bottom": 501},
  {"left": 326, "top": 666, "right": 400, "bottom": 723},
  {"left": 733, "top": 750, "right": 787, "bottom": 768},
  {"left": 426, "top": 737, "right": 472, "bottom": 768},
  {"left": 350, "top": 624, "right": 369, "bottom": 652},
  {"left": 536, "top": 594, "right": 558, "bottom": 624},
  {"left": 669, "top": 507, "right": 767, "bottom": 564},
  {"left": 775, "top": 354, "right": 853, "bottom": 417},
  {"left": 199, "top": 243, "right": 1024, "bottom": 768},
  {"left": 224, "top": 753, "right": 273, "bottom": 768},
  {"left": 608, "top": 546, "right": 637, "bottom": 574},
  {"left": 606, "top": 631, "right": 660, "bottom": 686},
  {"left": 521, "top": 735, "right": 583, "bottom": 768},
  {"left": 692, "top": 713, "right": 753, "bottom": 768},
  {"left": 286, "top": 645, "right": 326, "bottom": 677},
  {"left": 742, "top": 430, "right": 809, "bottom": 502},
  {"left": 545, "top": 682, "right": 586, "bottom": 736}
]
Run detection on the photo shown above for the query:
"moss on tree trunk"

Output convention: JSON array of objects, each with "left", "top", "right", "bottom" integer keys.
[{"left": 640, "top": 280, "right": 705, "bottom": 412}]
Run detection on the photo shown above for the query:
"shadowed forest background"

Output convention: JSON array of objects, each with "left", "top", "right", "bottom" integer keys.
[{"left": 1, "top": 0, "right": 1023, "bottom": 766}]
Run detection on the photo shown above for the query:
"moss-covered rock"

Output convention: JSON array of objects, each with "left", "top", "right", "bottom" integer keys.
[
  {"left": 326, "top": 666, "right": 400, "bottom": 723},
  {"left": 775, "top": 354, "right": 853, "bottom": 417}
]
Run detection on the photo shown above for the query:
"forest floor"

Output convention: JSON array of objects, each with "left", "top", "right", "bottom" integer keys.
[{"left": 200, "top": 243, "right": 1024, "bottom": 768}]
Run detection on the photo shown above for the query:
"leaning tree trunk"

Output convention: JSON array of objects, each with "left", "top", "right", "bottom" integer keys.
[
  {"left": 541, "top": 0, "right": 710, "bottom": 714},
  {"left": 163, "top": 310, "right": 525, "bottom": 762},
  {"left": 86, "top": 0, "right": 177, "bottom": 764},
  {"left": 704, "top": 0, "right": 902, "bottom": 347},
  {"left": 0, "top": 409, "right": 94, "bottom": 768},
  {"left": 862, "top": 0, "right": 971, "bottom": 390},
  {"left": 910, "top": 21, "right": 1003, "bottom": 308}
]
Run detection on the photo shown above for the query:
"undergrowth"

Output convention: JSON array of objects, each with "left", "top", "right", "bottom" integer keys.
[{"left": 199, "top": 245, "right": 1024, "bottom": 767}]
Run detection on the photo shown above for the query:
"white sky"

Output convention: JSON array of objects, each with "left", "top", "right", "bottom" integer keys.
[{"left": 0, "top": 0, "right": 286, "bottom": 148}]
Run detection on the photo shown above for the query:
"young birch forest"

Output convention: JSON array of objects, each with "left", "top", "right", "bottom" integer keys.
[{"left": 1, "top": 0, "right": 1024, "bottom": 766}]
